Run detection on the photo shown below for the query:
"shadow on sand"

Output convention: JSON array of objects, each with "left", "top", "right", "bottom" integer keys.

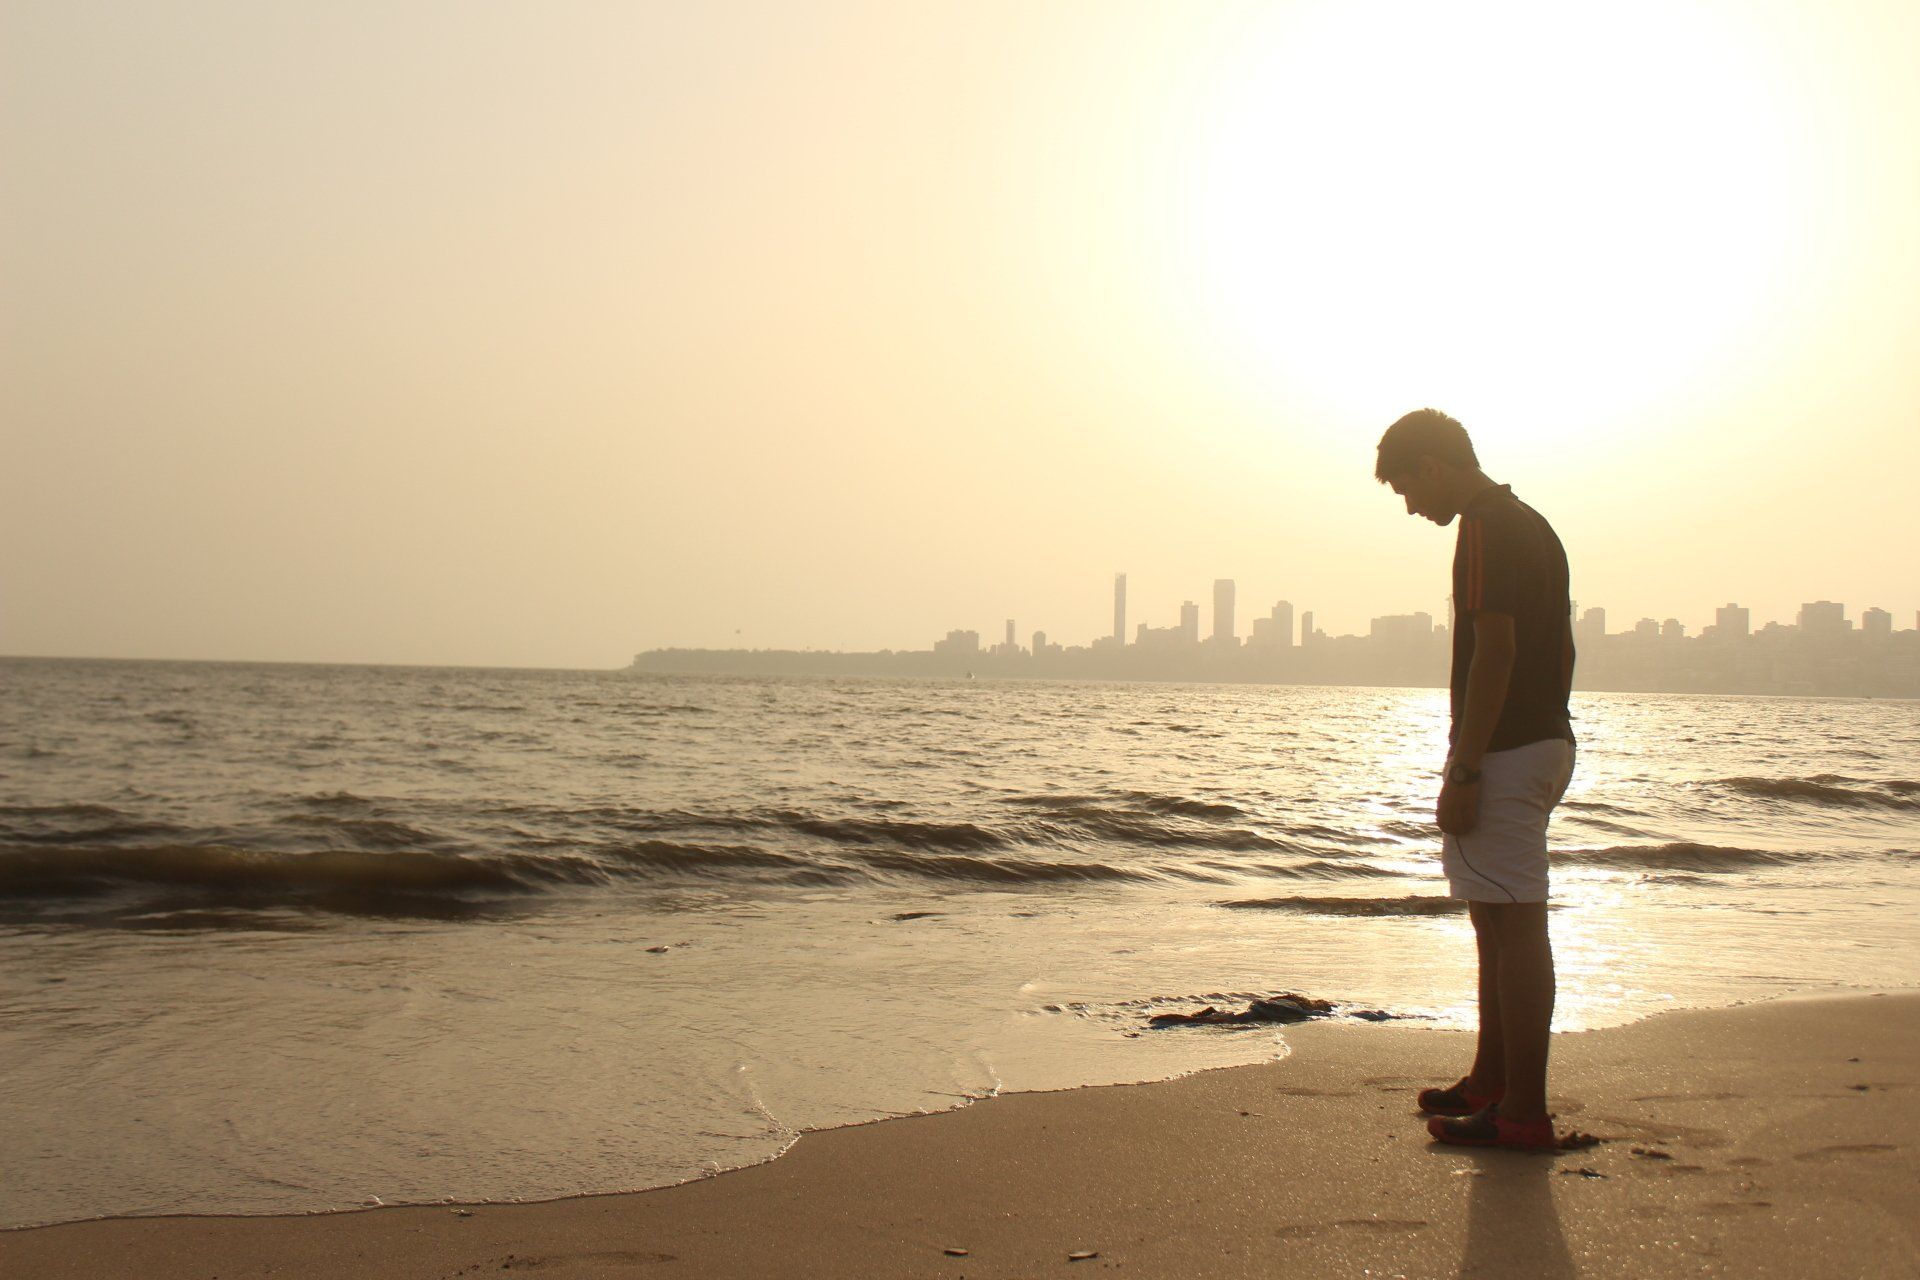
[{"left": 1458, "top": 1149, "right": 1576, "bottom": 1278}]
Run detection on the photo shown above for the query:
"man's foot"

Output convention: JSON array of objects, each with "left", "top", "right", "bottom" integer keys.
[
  {"left": 1416, "top": 1077, "right": 1504, "bottom": 1117},
  {"left": 1427, "top": 1104, "right": 1558, "bottom": 1151}
]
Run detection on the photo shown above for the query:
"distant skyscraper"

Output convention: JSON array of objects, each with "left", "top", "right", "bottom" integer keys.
[
  {"left": 1005, "top": 619, "right": 1015, "bottom": 650},
  {"left": 1179, "top": 600, "right": 1199, "bottom": 645},
  {"left": 1863, "top": 607, "right": 1893, "bottom": 639},
  {"left": 932, "top": 629, "right": 980, "bottom": 655},
  {"left": 1251, "top": 600, "right": 1295, "bottom": 649},
  {"left": 1113, "top": 573, "right": 1127, "bottom": 646},
  {"left": 1032, "top": 630, "right": 1048, "bottom": 653},
  {"left": 1716, "top": 603, "right": 1750, "bottom": 639},
  {"left": 1300, "top": 610, "right": 1315, "bottom": 647},
  {"left": 1371, "top": 612, "right": 1436, "bottom": 646},
  {"left": 1797, "top": 600, "right": 1847, "bottom": 640},
  {"left": 1212, "top": 579, "right": 1236, "bottom": 645}
]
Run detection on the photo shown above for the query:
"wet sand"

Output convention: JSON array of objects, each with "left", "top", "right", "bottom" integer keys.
[{"left": 4, "top": 991, "right": 1913, "bottom": 1278}]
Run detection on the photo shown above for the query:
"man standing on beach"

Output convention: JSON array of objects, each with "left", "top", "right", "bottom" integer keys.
[{"left": 1375, "top": 409, "right": 1577, "bottom": 1150}]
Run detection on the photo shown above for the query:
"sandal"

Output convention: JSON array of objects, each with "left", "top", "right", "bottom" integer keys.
[
  {"left": 1427, "top": 1105, "right": 1558, "bottom": 1151},
  {"left": 1416, "top": 1078, "right": 1504, "bottom": 1116}
]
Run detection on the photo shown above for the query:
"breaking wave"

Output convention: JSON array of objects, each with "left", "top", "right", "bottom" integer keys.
[
  {"left": 1215, "top": 895, "right": 1464, "bottom": 917},
  {"left": 1710, "top": 775, "right": 1920, "bottom": 811},
  {"left": 1556, "top": 842, "right": 1815, "bottom": 871}
]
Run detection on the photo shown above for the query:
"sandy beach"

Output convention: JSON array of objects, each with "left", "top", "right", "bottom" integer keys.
[{"left": 3, "top": 990, "right": 1912, "bottom": 1278}]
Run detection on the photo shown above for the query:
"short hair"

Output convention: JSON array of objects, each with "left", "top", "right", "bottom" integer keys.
[{"left": 1374, "top": 408, "right": 1478, "bottom": 482}]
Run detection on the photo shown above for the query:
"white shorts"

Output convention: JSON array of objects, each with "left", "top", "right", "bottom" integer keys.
[{"left": 1441, "top": 738, "right": 1576, "bottom": 904}]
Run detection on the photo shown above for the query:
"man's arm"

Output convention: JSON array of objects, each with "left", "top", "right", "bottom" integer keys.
[{"left": 1438, "top": 611, "right": 1515, "bottom": 834}]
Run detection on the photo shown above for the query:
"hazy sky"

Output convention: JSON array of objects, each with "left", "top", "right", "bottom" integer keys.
[{"left": 5, "top": 1, "right": 1917, "bottom": 667}]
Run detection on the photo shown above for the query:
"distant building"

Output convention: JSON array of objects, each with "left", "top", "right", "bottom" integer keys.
[
  {"left": 1301, "top": 610, "right": 1315, "bottom": 647},
  {"left": 932, "top": 629, "right": 979, "bottom": 655},
  {"left": 1715, "top": 603, "right": 1750, "bottom": 640},
  {"left": 1212, "top": 579, "right": 1236, "bottom": 646},
  {"left": 1179, "top": 600, "right": 1200, "bottom": 645},
  {"left": 1634, "top": 618, "right": 1659, "bottom": 640},
  {"left": 1135, "top": 620, "right": 1194, "bottom": 650},
  {"left": 1863, "top": 607, "right": 1893, "bottom": 640},
  {"left": 1249, "top": 600, "right": 1295, "bottom": 649},
  {"left": 1661, "top": 618, "right": 1685, "bottom": 642},
  {"left": 1370, "top": 612, "right": 1435, "bottom": 646},
  {"left": 1576, "top": 607, "right": 1607, "bottom": 647},
  {"left": 1005, "top": 619, "right": 1017, "bottom": 650},
  {"left": 1797, "top": 600, "right": 1847, "bottom": 640}
]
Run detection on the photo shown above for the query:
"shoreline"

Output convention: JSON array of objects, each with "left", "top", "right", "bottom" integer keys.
[{"left": 5, "top": 988, "right": 1914, "bottom": 1277}]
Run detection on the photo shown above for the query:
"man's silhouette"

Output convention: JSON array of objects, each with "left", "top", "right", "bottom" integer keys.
[{"left": 1376, "top": 409, "right": 1576, "bottom": 1150}]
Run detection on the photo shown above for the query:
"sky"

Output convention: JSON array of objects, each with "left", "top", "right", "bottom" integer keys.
[{"left": 4, "top": 0, "right": 1917, "bottom": 668}]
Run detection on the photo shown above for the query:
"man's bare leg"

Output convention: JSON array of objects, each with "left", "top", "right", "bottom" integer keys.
[
  {"left": 1464, "top": 902, "right": 1506, "bottom": 1096},
  {"left": 1489, "top": 901, "right": 1555, "bottom": 1123}
]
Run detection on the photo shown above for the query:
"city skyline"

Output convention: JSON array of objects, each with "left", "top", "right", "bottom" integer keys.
[
  {"left": 635, "top": 569, "right": 1920, "bottom": 698},
  {"left": 914, "top": 572, "right": 1915, "bottom": 660}
]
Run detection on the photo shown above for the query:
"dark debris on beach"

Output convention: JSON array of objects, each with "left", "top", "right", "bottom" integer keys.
[{"left": 1146, "top": 992, "right": 1396, "bottom": 1028}]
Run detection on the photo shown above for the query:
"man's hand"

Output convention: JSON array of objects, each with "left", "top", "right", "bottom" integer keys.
[{"left": 1437, "top": 777, "right": 1481, "bottom": 836}]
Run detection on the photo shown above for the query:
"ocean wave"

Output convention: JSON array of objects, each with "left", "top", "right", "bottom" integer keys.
[
  {"left": 0, "top": 843, "right": 598, "bottom": 899},
  {"left": 420, "top": 702, "right": 529, "bottom": 713},
  {"left": 280, "top": 814, "right": 455, "bottom": 850},
  {"left": 0, "top": 803, "right": 196, "bottom": 846},
  {"left": 1710, "top": 775, "right": 1920, "bottom": 810},
  {"left": 1216, "top": 894, "right": 1463, "bottom": 916},
  {"left": 0, "top": 803, "right": 128, "bottom": 821},
  {"left": 1021, "top": 813, "right": 1297, "bottom": 854},
  {"left": 779, "top": 814, "right": 1010, "bottom": 852},
  {"left": 849, "top": 849, "right": 1151, "bottom": 883},
  {"left": 604, "top": 839, "right": 833, "bottom": 878},
  {"left": 1270, "top": 859, "right": 1404, "bottom": 880},
  {"left": 291, "top": 791, "right": 381, "bottom": 813},
  {"left": 1555, "top": 842, "right": 1809, "bottom": 870},
  {"left": 1118, "top": 791, "right": 1246, "bottom": 819}
]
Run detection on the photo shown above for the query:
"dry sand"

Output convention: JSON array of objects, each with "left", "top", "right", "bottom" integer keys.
[{"left": 4, "top": 991, "right": 1913, "bottom": 1278}]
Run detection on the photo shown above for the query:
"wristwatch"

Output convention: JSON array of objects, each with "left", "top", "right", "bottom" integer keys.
[{"left": 1446, "top": 762, "right": 1482, "bottom": 786}]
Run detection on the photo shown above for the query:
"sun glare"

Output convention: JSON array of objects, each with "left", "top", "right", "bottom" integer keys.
[{"left": 1173, "top": 3, "right": 1811, "bottom": 450}]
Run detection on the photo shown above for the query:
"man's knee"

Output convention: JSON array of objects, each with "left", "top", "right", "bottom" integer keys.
[{"left": 1478, "top": 901, "right": 1550, "bottom": 944}]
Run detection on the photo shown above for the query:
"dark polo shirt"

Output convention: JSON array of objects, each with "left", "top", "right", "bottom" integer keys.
[{"left": 1450, "top": 484, "right": 1576, "bottom": 752}]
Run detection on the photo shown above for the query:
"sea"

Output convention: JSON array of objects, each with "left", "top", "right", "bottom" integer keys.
[{"left": 2, "top": 657, "right": 1916, "bottom": 1228}]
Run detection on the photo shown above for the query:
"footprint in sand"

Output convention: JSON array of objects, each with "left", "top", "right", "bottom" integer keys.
[
  {"left": 1271, "top": 1086, "right": 1359, "bottom": 1098},
  {"left": 1332, "top": 1219, "right": 1430, "bottom": 1233},
  {"left": 1702, "top": 1200, "right": 1774, "bottom": 1216},
  {"left": 1793, "top": 1143, "right": 1898, "bottom": 1162},
  {"left": 1590, "top": 1115, "right": 1729, "bottom": 1148},
  {"left": 498, "top": 1251, "right": 679, "bottom": 1271}
]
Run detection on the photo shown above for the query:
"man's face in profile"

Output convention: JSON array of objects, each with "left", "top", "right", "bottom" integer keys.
[{"left": 1386, "top": 459, "right": 1455, "bottom": 526}]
